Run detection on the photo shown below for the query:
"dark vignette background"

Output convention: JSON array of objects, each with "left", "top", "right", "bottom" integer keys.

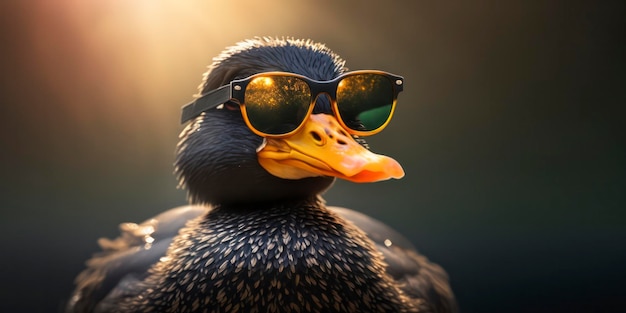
[{"left": 1, "top": 1, "right": 624, "bottom": 312}]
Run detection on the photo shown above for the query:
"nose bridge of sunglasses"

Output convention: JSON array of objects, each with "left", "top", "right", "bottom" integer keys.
[{"left": 312, "top": 93, "right": 333, "bottom": 115}]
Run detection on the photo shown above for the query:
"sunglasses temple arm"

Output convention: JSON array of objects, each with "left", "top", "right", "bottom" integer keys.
[{"left": 180, "top": 85, "right": 232, "bottom": 124}]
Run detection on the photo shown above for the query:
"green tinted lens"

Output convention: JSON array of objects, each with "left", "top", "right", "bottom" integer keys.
[
  {"left": 244, "top": 76, "right": 311, "bottom": 135},
  {"left": 336, "top": 74, "right": 394, "bottom": 132}
]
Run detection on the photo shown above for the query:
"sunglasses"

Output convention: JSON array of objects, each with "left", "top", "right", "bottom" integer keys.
[{"left": 181, "top": 70, "right": 404, "bottom": 137}]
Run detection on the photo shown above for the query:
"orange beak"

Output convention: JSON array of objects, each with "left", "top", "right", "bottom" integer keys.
[{"left": 257, "top": 114, "right": 404, "bottom": 182}]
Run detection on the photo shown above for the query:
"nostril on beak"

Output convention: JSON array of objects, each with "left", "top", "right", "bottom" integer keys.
[
  {"left": 310, "top": 131, "right": 324, "bottom": 145},
  {"left": 335, "top": 128, "right": 349, "bottom": 145},
  {"left": 305, "top": 114, "right": 353, "bottom": 147},
  {"left": 324, "top": 128, "right": 334, "bottom": 139}
]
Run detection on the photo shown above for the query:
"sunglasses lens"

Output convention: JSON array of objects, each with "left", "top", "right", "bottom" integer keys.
[
  {"left": 336, "top": 74, "right": 395, "bottom": 133},
  {"left": 244, "top": 76, "right": 311, "bottom": 135}
]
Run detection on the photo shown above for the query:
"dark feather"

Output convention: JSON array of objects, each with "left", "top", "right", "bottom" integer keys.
[{"left": 68, "top": 204, "right": 456, "bottom": 313}]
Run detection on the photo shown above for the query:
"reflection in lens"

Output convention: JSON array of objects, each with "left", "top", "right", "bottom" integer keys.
[
  {"left": 244, "top": 76, "right": 311, "bottom": 135},
  {"left": 336, "top": 74, "right": 394, "bottom": 132}
]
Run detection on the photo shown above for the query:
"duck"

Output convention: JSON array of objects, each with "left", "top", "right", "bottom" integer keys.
[{"left": 66, "top": 37, "right": 457, "bottom": 313}]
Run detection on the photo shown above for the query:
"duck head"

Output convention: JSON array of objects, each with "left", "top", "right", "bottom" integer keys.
[{"left": 175, "top": 38, "right": 404, "bottom": 205}]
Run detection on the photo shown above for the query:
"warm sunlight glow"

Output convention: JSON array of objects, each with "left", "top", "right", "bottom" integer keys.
[
  {"left": 20, "top": 0, "right": 324, "bottom": 153},
  {"left": 261, "top": 77, "right": 275, "bottom": 87}
]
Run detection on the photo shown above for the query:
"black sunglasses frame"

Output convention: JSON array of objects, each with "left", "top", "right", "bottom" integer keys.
[{"left": 180, "top": 70, "right": 404, "bottom": 136}]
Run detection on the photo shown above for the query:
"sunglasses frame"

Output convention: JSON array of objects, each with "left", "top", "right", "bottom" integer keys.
[{"left": 181, "top": 70, "right": 404, "bottom": 138}]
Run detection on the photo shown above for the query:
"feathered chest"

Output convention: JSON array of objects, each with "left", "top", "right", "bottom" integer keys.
[{"left": 119, "top": 203, "right": 415, "bottom": 312}]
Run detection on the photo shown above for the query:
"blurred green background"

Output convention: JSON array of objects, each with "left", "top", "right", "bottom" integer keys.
[{"left": 1, "top": 1, "right": 624, "bottom": 312}]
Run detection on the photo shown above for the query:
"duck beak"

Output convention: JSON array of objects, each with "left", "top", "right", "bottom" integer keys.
[{"left": 257, "top": 114, "right": 404, "bottom": 182}]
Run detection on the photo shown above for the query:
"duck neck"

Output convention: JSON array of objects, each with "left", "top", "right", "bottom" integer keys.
[{"left": 213, "top": 195, "right": 324, "bottom": 212}]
